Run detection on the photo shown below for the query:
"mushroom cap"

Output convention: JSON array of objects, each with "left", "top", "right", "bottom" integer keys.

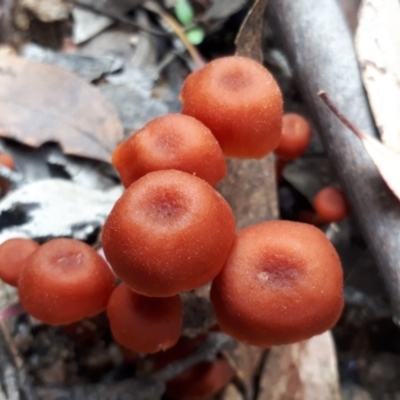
[
  {"left": 19, "top": 238, "right": 116, "bottom": 325},
  {"left": 313, "top": 186, "right": 350, "bottom": 223},
  {"left": 107, "top": 283, "right": 182, "bottom": 353},
  {"left": 0, "top": 238, "right": 39, "bottom": 287},
  {"left": 275, "top": 113, "right": 312, "bottom": 161},
  {"left": 211, "top": 220, "right": 344, "bottom": 347},
  {"left": 102, "top": 170, "right": 236, "bottom": 297},
  {"left": 181, "top": 56, "right": 283, "bottom": 159},
  {"left": 112, "top": 114, "right": 226, "bottom": 188}
]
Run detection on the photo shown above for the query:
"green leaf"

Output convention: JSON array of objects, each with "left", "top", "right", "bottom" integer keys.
[
  {"left": 187, "top": 27, "right": 205, "bottom": 45},
  {"left": 175, "top": 0, "right": 194, "bottom": 26}
]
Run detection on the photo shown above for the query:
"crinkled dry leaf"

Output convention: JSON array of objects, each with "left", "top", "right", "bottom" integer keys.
[
  {"left": 18, "top": 0, "right": 70, "bottom": 23},
  {"left": 258, "top": 332, "right": 341, "bottom": 400},
  {"left": 0, "top": 55, "right": 123, "bottom": 163},
  {"left": 356, "top": 0, "right": 400, "bottom": 153}
]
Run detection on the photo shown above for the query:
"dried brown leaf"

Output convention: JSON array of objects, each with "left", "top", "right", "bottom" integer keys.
[
  {"left": 235, "top": 0, "right": 268, "bottom": 62},
  {"left": 0, "top": 55, "right": 123, "bottom": 163},
  {"left": 355, "top": 0, "right": 400, "bottom": 152}
]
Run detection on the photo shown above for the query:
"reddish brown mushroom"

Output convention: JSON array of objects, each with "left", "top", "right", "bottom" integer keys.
[
  {"left": 18, "top": 238, "right": 116, "bottom": 325},
  {"left": 181, "top": 56, "right": 283, "bottom": 159},
  {"left": 112, "top": 114, "right": 226, "bottom": 188},
  {"left": 211, "top": 220, "right": 344, "bottom": 347},
  {"left": 107, "top": 283, "right": 182, "bottom": 353},
  {"left": 313, "top": 186, "right": 350, "bottom": 223},
  {"left": 0, "top": 238, "right": 39, "bottom": 287},
  {"left": 274, "top": 113, "right": 312, "bottom": 161},
  {"left": 154, "top": 336, "right": 235, "bottom": 400},
  {"left": 102, "top": 170, "right": 236, "bottom": 297}
]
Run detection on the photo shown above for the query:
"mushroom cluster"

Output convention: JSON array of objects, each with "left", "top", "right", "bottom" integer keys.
[{"left": 0, "top": 55, "right": 344, "bottom": 399}]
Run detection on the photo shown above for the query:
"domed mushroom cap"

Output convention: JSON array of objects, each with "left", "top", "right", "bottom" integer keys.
[
  {"left": 107, "top": 283, "right": 182, "bottom": 353},
  {"left": 102, "top": 169, "right": 236, "bottom": 297},
  {"left": 19, "top": 238, "right": 116, "bottom": 325},
  {"left": 181, "top": 56, "right": 283, "bottom": 159},
  {"left": 112, "top": 114, "right": 226, "bottom": 188},
  {"left": 211, "top": 220, "right": 344, "bottom": 347}
]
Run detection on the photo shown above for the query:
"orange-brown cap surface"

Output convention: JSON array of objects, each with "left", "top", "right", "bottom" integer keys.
[
  {"left": 181, "top": 56, "right": 283, "bottom": 159},
  {"left": 107, "top": 283, "right": 182, "bottom": 353},
  {"left": 0, "top": 238, "right": 39, "bottom": 287},
  {"left": 275, "top": 113, "right": 312, "bottom": 160},
  {"left": 19, "top": 238, "right": 116, "bottom": 325},
  {"left": 313, "top": 186, "right": 350, "bottom": 223},
  {"left": 102, "top": 170, "right": 236, "bottom": 297},
  {"left": 112, "top": 114, "right": 226, "bottom": 188},
  {"left": 211, "top": 220, "right": 344, "bottom": 347}
]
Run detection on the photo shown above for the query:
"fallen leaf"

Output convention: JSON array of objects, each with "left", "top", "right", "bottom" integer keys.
[
  {"left": 22, "top": 43, "right": 123, "bottom": 81},
  {"left": 235, "top": 0, "right": 268, "bottom": 62},
  {"left": 355, "top": 0, "right": 400, "bottom": 153},
  {"left": 18, "top": 0, "right": 70, "bottom": 23},
  {"left": 0, "top": 55, "right": 123, "bottom": 163}
]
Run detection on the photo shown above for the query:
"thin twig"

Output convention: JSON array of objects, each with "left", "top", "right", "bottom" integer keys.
[{"left": 318, "top": 91, "right": 365, "bottom": 139}]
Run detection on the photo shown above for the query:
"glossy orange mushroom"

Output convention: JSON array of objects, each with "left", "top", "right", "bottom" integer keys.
[
  {"left": 181, "top": 56, "right": 283, "bottom": 159},
  {"left": 211, "top": 220, "right": 344, "bottom": 347},
  {"left": 102, "top": 170, "right": 236, "bottom": 297},
  {"left": 313, "top": 186, "right": 350, "bottom": 223},
  {"left": 18, "top": 238, "right": 116, "bottom": 325},
  {"left": 0, "top": 238, "right": 39, "bottom": 287},
  {"left": 112, "top": 114, "right": 226, "bottom": 188},
  {"left": 275, "top": 113, "right": 312, "bottom": 161},
  {"left": 107, "top": 283, "right": 182, "bottom": 353}
]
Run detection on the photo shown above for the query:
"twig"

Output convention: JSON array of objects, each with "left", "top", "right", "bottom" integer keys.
[{"left": 318, "top": 91, "right": 365, "bottom": 140}]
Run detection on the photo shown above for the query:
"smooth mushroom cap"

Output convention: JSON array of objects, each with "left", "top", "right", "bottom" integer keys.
[
  {"left": 313, "top": 186, "right": 350, "bottom": 223},
  {"left": 112, "top": 114, "right": 227, "bottom": 188},
  {"left": 107, "top": 283, "right": 182, "bottom": 353},
  {"left": 181, "top": 56, "right": 283, "bottom": 159},
  {"left": 0, "top": 238, "right": 39, "bottom": 287},
  {"left": 211, "top": 220, "right": 344, "bottom": 347},
  {"left": 275, "top": 113, "right": 312, "bottom": 161},
  {"left": 102, "top": 170, "right": 236, "bottom": 297},
  {"left": 18, "top": 238, "right": 116, "bottom": 325}
]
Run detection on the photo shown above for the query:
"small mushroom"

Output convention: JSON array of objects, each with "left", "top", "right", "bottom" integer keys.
[
  {"left": 112, "top": 114, "right": 226, "bottom": 188},
  {"left": 181, "top": 56, "right": 283, "bottom": 158},
  {"left": 210, "top": 220, "right": 344, "bottom": 347},
  {"left": 313, "top": 186, "right": 350, "bottom": 223},
  {"left": 107, "top": 283, "right": 182, "bottom": 353},
  {"left": 275, "top": 113, "right": 312, "bottom": 161},
  {"left": 102, "top": 170, "right": 236, "bottom": 297},
  {"left": 0, "top": 238, "right": 39, "bottom": 287},
  {"left": 18, "top": 238, "right": 116, "bottom": 325}
]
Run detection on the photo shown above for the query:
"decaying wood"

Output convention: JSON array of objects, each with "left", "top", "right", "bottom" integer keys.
[
  {"left": 268, "top": 0, "right": 400, "bottom": 324},
  {"left": 258, "top": 332, "right": 341, "bottom": 400}
]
